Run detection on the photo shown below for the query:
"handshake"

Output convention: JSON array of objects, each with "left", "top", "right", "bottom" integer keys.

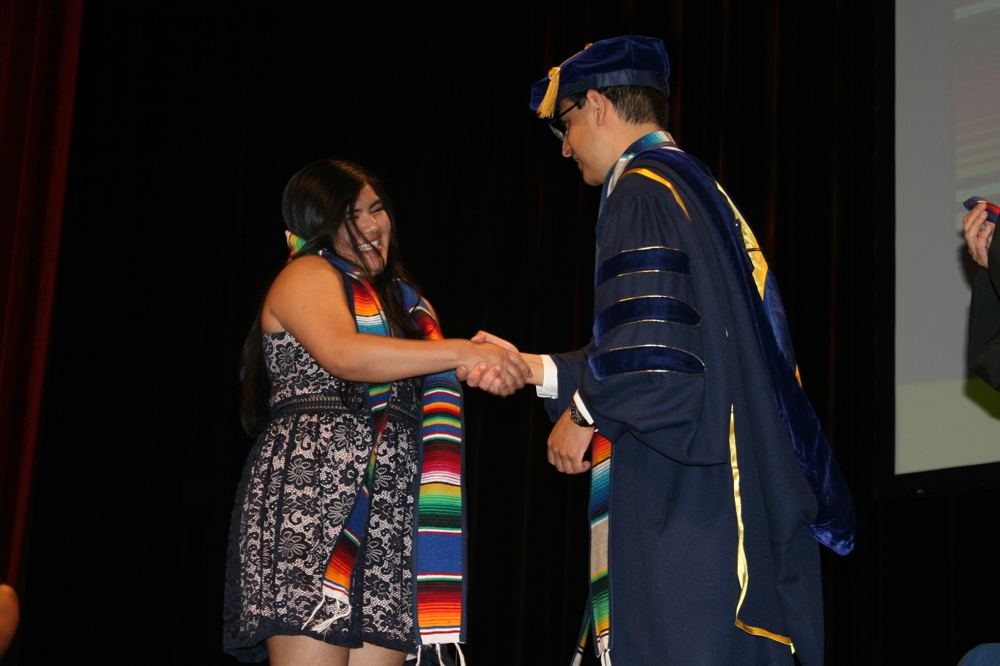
[
  {"left": 455, "top": 330, "right": 593, "bottom": 474},
  {"left": 455, "top": 331, "right": 542, "bottom": 398}
]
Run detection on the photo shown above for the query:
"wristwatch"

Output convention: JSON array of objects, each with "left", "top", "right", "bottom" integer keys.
[{"left": 569, "top": 401, "right": 593, "bottom": 427}]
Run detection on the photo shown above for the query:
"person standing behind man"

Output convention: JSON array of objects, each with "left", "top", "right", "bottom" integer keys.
[
  {"left": 469, "top": 36, "right": 856, "bottom": 665},
  {"left": 963, "top": 199, "right": 1000, "bottom": 388}
]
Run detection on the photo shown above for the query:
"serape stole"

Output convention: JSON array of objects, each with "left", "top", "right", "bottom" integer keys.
[
  {"left": 309, "top": 251, "right": 392, "bottom": 627},
  {"left": 572, "top": 432, "right": 612, "bottom": 666},
  {"left": 285, "top": 236, "right": 466, "bottom": 647},
  {"left": 405, "top": 293, "right": 467, "bottom": 647}
]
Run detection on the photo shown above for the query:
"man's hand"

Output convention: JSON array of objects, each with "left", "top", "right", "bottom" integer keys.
[
  {"left": 964, "top": 200, "right": 994, "bottom": 269},
  {"left": 548, "top": 406, "right": 593, "bottom": 474},
  {"left": 456, "top": 331, "right": 531, "bottom": 396}
]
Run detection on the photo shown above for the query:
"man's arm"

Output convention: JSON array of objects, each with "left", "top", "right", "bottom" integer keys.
[
  {"left": 560, "top": 164, "right": 731, "bottom": 466},
  {"left": 542, "top": 351, "right": 601, "bottom": 475}
]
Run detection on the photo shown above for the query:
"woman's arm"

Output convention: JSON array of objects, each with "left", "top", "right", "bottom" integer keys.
[{"left": 262, "top": 255, "right": 528, "bottom": 390}]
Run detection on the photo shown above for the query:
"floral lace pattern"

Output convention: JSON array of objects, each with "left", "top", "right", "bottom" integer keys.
[{"left": 224, "top": 332, "right": 420, "bottom": 661}]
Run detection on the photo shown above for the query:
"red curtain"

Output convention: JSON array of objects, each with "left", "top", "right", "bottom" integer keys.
[{"left": 0, "top": 0, "right": 84, "bottom": 585}]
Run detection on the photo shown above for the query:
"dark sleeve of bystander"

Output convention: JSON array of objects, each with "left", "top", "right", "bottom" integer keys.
[{"left": 968, "top": 239, "right": 1000, "bottom": 389}]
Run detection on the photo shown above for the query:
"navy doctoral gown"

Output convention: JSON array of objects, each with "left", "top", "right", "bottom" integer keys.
[{"left": 547, "top": 141, "right": 833, "bottom": 665}]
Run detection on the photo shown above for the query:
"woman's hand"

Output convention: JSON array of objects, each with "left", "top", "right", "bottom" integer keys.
[
  {"left": 457, "top": 331, "right": 534, "bottom": 396},
  {"left": 964, "top": 200, "right": 994, "bottom": 269},
  {"left": 459, "top": 339, "right": 530, "bottom": 397}
]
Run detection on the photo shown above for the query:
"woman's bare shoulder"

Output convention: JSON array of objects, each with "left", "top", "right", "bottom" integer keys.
[
  {"left": 274, "top": 255, "right": 347, "bottom": 291},
  {"left": 262, "top": 255, "right": 346, "bottom": 333}
]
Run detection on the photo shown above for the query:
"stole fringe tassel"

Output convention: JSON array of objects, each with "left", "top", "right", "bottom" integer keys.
[
  {"left": 301, "top": 594, "right": 350, "bottom": 634},
  {"left": 412, "top": 643, "right": 467, "bottom": 666}
]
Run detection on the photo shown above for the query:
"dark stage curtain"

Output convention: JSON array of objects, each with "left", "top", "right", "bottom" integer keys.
[
  {"left": 0, "top": 0, "right": 84, "bottom": 586},
  {"left": 9, "top": 1, "right": 1000, "bottom": 665}
]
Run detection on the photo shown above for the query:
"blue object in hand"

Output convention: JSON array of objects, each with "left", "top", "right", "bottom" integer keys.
[{"left": 964, "top": 196, "right": 1000, "bottom": 224}]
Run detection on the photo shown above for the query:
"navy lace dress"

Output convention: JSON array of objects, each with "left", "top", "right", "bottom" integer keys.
[{"left": 224, "top": 332, "right": 421, "bottom": 661}]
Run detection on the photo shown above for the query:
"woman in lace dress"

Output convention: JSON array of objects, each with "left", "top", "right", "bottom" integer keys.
[{"left": 224, "top": 160, "right": 527, "bottom": 665}]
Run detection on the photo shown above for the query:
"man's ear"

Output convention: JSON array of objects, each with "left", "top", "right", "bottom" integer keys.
[{"left": 587, "top": 89, "right": 611, "bottom": 126}]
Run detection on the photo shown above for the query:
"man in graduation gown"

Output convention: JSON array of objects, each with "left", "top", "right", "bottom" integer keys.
[{"left": 466, "top": 35, "right": 854, "bottom": 665}]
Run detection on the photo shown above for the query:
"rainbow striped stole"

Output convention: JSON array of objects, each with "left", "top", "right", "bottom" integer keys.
[
  {"left": 588, "top": 433, "right": 613, "bottom": 650},
  {"left": 315, "top": 252, "right": 392, "bottom": 618},
  {"left": 406, "top": 293, "right": 466, "bottom": 646},
  {"left": 305, "top": 250, "right": 465, "bottom": 647},
  {"left": 573, "top": 431, "right": 613, "bottom": 665}
]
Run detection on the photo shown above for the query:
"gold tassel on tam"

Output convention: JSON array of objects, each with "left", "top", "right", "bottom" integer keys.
[
  {"left": 537, "top": 67, "right": 561, "bottom": 118},
  {"left": 536, "top": 43, "right": 593, "bottom": 119}
]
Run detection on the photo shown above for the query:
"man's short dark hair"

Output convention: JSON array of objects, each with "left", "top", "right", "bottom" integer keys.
[{"left": 568, "top": 85, "right": 669, "bottom": 129}]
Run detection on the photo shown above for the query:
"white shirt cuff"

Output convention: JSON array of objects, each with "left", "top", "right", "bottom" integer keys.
[
  {"left": 572, "top": 391, "right": 594, "bottom": 425},
  {"left": 535, "top": 354, "right": 559, "bottom": 399}
]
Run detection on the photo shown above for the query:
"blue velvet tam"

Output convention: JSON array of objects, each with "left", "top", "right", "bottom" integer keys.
[{"left": 529, "top": 35, "right": 670, "bottom": 118}]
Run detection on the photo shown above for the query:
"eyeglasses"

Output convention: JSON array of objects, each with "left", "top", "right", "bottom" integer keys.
[{"left": 548, "top": 101, "right": 582, "bottom": 141}]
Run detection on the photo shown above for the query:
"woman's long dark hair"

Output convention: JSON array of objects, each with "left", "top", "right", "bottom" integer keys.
[{"left": 240, "top": 159, "right": 423, "bottom": 437}]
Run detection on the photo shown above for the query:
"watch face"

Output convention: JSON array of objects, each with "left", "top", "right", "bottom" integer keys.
[{"left": 570, "top": 402, "right": 590, "bottom": 427}]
